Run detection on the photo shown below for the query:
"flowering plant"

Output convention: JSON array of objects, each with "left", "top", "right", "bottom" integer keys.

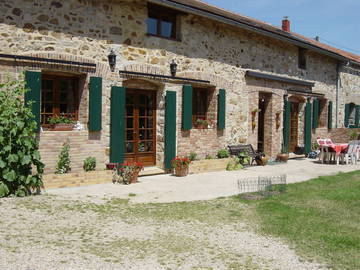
[
  {"left": 171, "top": 156, "right": 191, "bottom": 169},
  {"left": 113, "top": 161, "right": 144, "bottom": 185}
]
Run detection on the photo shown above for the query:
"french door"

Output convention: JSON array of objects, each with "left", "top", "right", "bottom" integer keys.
[{"left": 125, "top": 89, "right": 157, "bottom": 166}]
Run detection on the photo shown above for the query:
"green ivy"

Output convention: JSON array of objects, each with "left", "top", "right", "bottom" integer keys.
[{"left": 0, "top": 76, "right": 44, "bottom": 197}]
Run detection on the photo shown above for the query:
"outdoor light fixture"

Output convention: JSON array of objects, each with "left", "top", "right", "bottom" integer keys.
[
  {"left": 170, "top": 60, "right": 177, "bottom": 77},
  {"left": 108, "top": 49, "right": 116, "bottom": 72}
]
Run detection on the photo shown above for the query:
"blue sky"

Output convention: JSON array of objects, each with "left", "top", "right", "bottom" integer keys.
[{"left": 203, "top": 0, "right": 360, "bottom": 55}]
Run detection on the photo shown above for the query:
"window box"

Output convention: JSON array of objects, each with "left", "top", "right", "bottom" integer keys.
[{"left": 51, "top": 123, "right": 74, "bottom": 131}]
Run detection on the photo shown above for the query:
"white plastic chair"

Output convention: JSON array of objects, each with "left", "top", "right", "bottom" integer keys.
[{"left": 340, "top": 142, "right": 357, "bottom": 165}]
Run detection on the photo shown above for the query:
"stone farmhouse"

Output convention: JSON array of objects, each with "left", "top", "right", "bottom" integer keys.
[{"left": 1, "top": 0, "right": 360, "bottom": 173}]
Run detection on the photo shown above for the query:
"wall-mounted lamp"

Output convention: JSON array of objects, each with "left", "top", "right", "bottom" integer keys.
[
  {"left": 108, "top": 50, "right": 116, "bottom": 72},
  {"left": 170, "top": 60, "right": 177, "bottom": 77}
]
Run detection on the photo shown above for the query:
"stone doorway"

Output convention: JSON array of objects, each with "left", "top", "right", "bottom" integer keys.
[
  {"left": 124, "top": 89, "right": 157, "bottom": 166},
  {"left": 257, "top": 93, "right": 271, "bottom": 153}
]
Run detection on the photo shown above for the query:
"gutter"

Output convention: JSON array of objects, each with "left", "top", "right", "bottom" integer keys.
[{"left": 150, "top": 0, "right": 349, "bottom": 63}]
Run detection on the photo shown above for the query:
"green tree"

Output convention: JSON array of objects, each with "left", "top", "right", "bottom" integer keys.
[{"left": 0, "top": 76, "right": 44, "bottom": 197}]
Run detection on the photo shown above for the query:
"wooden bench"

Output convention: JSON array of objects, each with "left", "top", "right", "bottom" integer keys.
[{"left": 228, "top": 144, "right": 263, "bottom": 165}]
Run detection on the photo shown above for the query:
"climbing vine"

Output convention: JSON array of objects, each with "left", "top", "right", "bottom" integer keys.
[{"left": 0, "top": 76, "right": 44, "bottom": 197}]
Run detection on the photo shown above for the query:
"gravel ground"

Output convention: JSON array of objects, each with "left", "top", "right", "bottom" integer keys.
[
  {"left": 0, "top": 195, "right": 327, "bottom": 270},
  {"left": 2, "top": 159, "right": 355, "bottom": 270}
]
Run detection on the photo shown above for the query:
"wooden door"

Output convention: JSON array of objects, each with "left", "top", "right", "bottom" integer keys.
[
  {"left": 289, "top": 102, "right": 299, "bottom": 153},
  {"left": 125, "top": 89, "right": 157, "bottom": 166}
]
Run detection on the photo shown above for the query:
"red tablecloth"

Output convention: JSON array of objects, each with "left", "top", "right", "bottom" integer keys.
[{"left": 328, "top": 143, "right": 348, "bottom": 155}]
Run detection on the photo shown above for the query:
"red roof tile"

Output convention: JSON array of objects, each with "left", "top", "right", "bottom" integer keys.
[{"left": 167, "top": 0, "right": 360, "bottom": 63}]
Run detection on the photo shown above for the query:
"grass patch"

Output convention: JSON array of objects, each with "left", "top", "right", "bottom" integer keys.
[{"left": 236, "top": 171, "right": 360, "bottom": 270}]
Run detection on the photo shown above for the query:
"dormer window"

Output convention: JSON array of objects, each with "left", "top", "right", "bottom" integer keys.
[
  {"left": 298, "top": 48, "right": 307, "bottom": 70},
  {"left": 147, "top": 4, "right": 179, "bottom": 40}
]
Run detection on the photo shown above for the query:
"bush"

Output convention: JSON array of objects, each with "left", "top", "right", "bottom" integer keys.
[
  {"left": 0, "top": 76, "right": 44, "bottom": 197},
  {"left": 217, "top": 149, "right": 230, "bottom": 159},
  {"left": 188, "top": 152, "right": 197, "bottom": 161},
  {"left": 226, "top": 157, "right": 243, "bottom": 171},
  {"left": 55, "top": 141, "right": 71, "bottom": 174},
  {"left": 349, "top": 130, "right": 358, "bottom": 140},
  {"left": 205, "top": 154, "right": 214, "bottom": 160},
  {"left": 83, "top": 157, "right": 96, "bottom": 172}
]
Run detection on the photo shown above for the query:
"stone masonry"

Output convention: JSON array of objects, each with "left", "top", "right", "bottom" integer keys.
[{"left": 0, "top": 0, "right": 360, "bottom": 172}]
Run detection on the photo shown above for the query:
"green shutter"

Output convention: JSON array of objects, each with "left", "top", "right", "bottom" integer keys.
[
  {"left": 355, "top": 105, "right": 360, "bottom": 128},
  {"left": 164, "top": 91, "right": 177, "bottom": 170},
  {"left": 182, "top": 85, "right": 193, "bottom": 130},
  {"left": 217, "top": 89, "right": 226, "bottom": 130},
  {"left": 25, "top": 71, "right": 41, "bottom": 132},
  {"left": 110, "top": 86, "right": 125, "bottom": 164},
  {"left": 304, "top": 100, "right": 312, "bottom": 154},
  {"left": 344, "top": 103, "right": 350, "bottom": 128},
  {"left": 328, "top": 101, "right": 333, "bottom": 129},
  {"left": 312, "top": 98, "right": 319, "bottom": 129},
  {"left": 89, "top": 77, "right": 102, "bottom": 131},
  {"left": 282, "top": 99, "right": 291, "bottom": 152}
]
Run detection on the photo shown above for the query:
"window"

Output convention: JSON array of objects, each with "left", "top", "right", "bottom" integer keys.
[
  {"left": 147, "top": 4, "right": 178, "bottom": 40},
  {"left": 41, "top": 74, "right": 79, "bottom": 126},
  {"left": 298, "top": 48, "right": 307, "bottom": 69},
  {"left": 192, "top": 88, "right": 209, "bottom": 126},
  {"left": 348, "top": 103, "right": 356, "bottom": 126}
]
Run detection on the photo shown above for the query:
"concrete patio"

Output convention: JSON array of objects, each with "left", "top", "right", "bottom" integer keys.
[{"left": 46, "top": 158, "right": 360, "bottom": 203}]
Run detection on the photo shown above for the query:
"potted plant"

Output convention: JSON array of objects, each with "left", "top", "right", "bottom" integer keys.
[
  {"left": 194, "top": 118, "right": 209, "bottom": 129},
  {"left": 276, "top": 145, "right": 289, "bottom": 163},
  {"left": 49, "top": 115, "right": 75, "bottom": 131},
  {"left": 251, "top": 109, "right": 259, "bottom": 130},
  {"left": 114, "top": 161, "right": 144, "bottom": 184},
  {"left": 171, "top": 156, "right": 191, "bottom": 177},
  {"left": 275, "top": 111, "right": 281, "bottom": 130},
  {"left": 255, "top": 153, "right": 269, "bottom": 166}
]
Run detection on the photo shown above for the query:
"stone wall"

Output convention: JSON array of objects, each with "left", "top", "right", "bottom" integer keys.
[{"left": 0, "top": 0, "right": 360, "bottom": 170}]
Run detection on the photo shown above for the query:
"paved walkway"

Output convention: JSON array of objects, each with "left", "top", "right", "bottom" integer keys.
[{"left": 46, "top": 158, "right": 360, "bottom": 203}]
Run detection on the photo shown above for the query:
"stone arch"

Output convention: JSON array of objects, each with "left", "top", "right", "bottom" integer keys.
[
  {"left": 288, "top": 95, "right": 306, "bottom": 103},
  {"left": 123, "top": 78, "right": 161, "bottom": 91},
  {"left": 21, "top": 52, "right": 109, "bottom": 77},
  {"left": 177, "top": 71, "right": 234, "bottom": 90}
]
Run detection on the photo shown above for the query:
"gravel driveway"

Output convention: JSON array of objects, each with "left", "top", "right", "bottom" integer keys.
[{"left": 0, "top": 195, "right": 327, "bottom": 270}]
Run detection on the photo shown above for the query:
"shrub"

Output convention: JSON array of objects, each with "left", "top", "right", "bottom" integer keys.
[
  {"left": 83, "top": 157, "right": 96, "bottom": 172},
  {"left": 226, "top": 157, "right": 243, "bottom": 171},
  {"left": 188, "top": 152, "right": 197, "bottom": 161},
  {"left": 349, "top": 130, "right": 358, "bottom": 140},
  {"left": 0, "top": 76, "right": 44, "bottom": 197},
  {"left": 217, "top": 149, "right": 230, "bottom": 159},
  {"left": 55, "top": 141, "right": 71, "bottom": 174},
  {"left": 205, "top": 154, "right": 214, "bottom": 160}
]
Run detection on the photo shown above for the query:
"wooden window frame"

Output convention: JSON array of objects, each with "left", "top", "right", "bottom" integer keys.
[
  {"left": 192, "top": 88, "right": 209, "bottom": 128},
  {"left": 147, "top": 3, "right": 180, "bottom": 41},
  {"left": 41, "top": 74, "right": 80, "bottom": 128}
]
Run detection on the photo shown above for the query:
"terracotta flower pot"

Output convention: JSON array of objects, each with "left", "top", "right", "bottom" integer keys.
[
  {"left": 174, "top": 166, "right": 189, "bottom": 177},
  {"left": 276, "top": 153, "right": 289, "bottom": 162},
  {"left": 129, "top": 169, "right": 140, "bottom": 184},
  {"left": 256, "top": 156, "right": 269, "bottom": 166}
]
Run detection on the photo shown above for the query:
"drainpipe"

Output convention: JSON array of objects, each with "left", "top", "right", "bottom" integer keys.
[{"left": 335, "top": 62, "right": 341, "bottom": 128}]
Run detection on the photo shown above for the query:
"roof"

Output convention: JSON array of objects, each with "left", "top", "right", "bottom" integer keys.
[{"left": 159, "top": 0, "right": 360, "bottom": 64}]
